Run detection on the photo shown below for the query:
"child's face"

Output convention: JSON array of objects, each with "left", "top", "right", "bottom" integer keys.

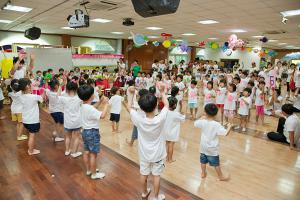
[
  {"left": 259, "top": 83, "right": 265, "bottom": 89},
  {"left": 207, "top": 84, "right": 213, "bottom": 90},
  {"left": 147, "top": 74, "right": 150, "bottom": 78},
  {"left": 177, "top": 77, "right": 181, "bottom": 82},
  {"left": 228, "top": 86, "right": 233, "bottom": 92},
  {"left": 233, "top": 79, "right": 238, "bottom": 84},
  {"left": 37, "top": 72, "right": 42, "bottom": 76},
  {"left": 116, "top": 90, "right": 120, "bottom": 95},
  {"left": 220, "top": 82, "right": 225, "bottom": 87},
  {"left": 191, "top": 84, "right": 195, "bottom": 88},
  {"left": 243, "top": 91, "right": 249, "bottom": 97}
]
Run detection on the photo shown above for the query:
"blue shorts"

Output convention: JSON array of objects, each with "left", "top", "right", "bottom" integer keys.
[
  {"left": 64, "top": 127, "right": 81, "bottom": 133},
  {"left": 50, "top": 112, "right": 64, "bottom": 124},
  {"left": 81, "top": 129, "right": 100, "bottom": 153},
  {"left": 23, "top": 123, "right": 40, "bottom": 133},
  {"left": 200, "top": 153, "right": 220, "bottom": 166},
  {"left": 188, "top": 102, "right": 198, "bottom": 108},
  {"left": 110, "top": 113, "right": 120, "bottom": 122}
]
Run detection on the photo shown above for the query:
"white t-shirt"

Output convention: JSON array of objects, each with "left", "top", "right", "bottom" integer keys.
[
  {"left": 81, "top": 104, "right": 102, "bottom": 129},
  {"left": 194, "top": 119, "right": 227, "bottom": 156},
  {"left": 11, "top": 66, "right": 27, "bottom": 79},
  {"left": 45, "top": 89, "right": 65, "bottom": 113},
  {"left": 287, "top": 69, "right": 294, "bottom": 82},
  {"left": 295, "top": 70, "right": 300, "bottom": 87},
  {"left": 188, "top": 87, "right": 198, "bottom": 104},
  {"left": 163, "top": 110, "right": 185, "bottom": 142},
  {"left": 145, "top": 77, "right": 154, "bottom": 89},
  {"left": 240, "top": 78, "right": 249, "bottom": 89},
  {"left": 203, "top": 88, "right": 216, "bottom": 106},
  {"left": 93, "top": 87, "right": 100, "bottom": 103},
  {"left": 59, "top": 95, "right": 82, "bottom": 129},
  {"left": 21, "top": 94, "right": 43, "bottom": 124},
  {"left": 294, "top": 96, "right": 300, "bottom": 110},
  {"left": 0, "top": 88, "right": 4, "bottom": 101},
  {"left": 8, "top": 91, "right": 22, "bottom": 114},
  {"left": 216, "top": 87, "right": 227, "bottom": 104},
  {"left": 238, "top": 96, "right": 251, "bottom": 115},
  {"left": 283, "top": 114, "right": 300, "bottom": 144},
  {"left": 255, "top": 88, "right": 264, "bottom": 106},
  {"left": 127, "top": 87, "right": 139, "bottom": 109},
  {"left": 224, "top": 92, "right": 237, "bottom": 110},
  {"left": 109, "top": 95, "right": 124, "bottom": 114},
  {"left": 130, "top": 107, "right": 168, "bottom": 162},
  {"left": 175, "top": 82, "right": 185, "bottom": 98},
  {"left": 152, "top": 63, "right": 158, "bottom": 71}
]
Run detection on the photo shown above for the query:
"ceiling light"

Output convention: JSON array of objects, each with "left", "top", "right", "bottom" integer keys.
[
  {"left": 111, "top": 32, "right": 124, "bottom": 34},
  {"left": 176, "top": 39, "right": 183, "bottom": 41},
  {"left": 230, "top": 29, "right": 247, "bottom": 33},
  {"left": 252, "top": 35, "right": 263, "bottom": 38},
  {"left": 269, "top": 39, "right": 278, "bottom": 42},
  {"left": 61, "top": 27, "right": 74, "bottom": 30},
  {"left": 91, "top": 18, "right": 112, "bottom": 23},
  {"left": 278, "top": 43, "right": 287, "bottom": 45},
  {"left": 146, "top": 27, "right": 163, "bottom": 30},
  {"left": 0, "top": 19, "right": 12, "bottom": 23},
  {"left": 198, "top": 20, "right": 219, "bottom": 24},
  {"left": 208, "top": 38, "right": 218, "bottom": 40},
  {"left": 182, "top": 33, "right": 196, "bottom": 36},
  {"left": 3, "top": 4, "right": 32, "bottom": 12},
  {"left": 280, "top": 9, "right": 300, "bottom": 17},
  {"left": 148, "top": 36, "right": 159, "bottom": 39}
]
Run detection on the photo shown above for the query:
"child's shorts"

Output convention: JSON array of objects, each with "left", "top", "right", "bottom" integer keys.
[
  {"left": 110, "top": 113, "right": 120, "bottom": 122},
  {"left": 200, "top": 153, "right": 220, "bottom": 166},
  {"left": 256, "top": 105, "right": 264, "bottom": 116},
  {"left": 140, "top": 159, "right": 165, "bottom": 176},
  {"left": 81, "top": 128, "right": 100, "bottom": 153},
  {"left": 23, "top": 123, "right": 40, "bottom": 133},
  {"left": 188, "top": 102, "right": 198, "bottom": 108},
  {"left": 12, "top": 113, "right": 22, "bottom": 123},
  {"left": 132, "top": 125, "right": 138, "bottom": 140},
  {"left": 0, "top": 100, "right": 3, "bottom": 110},
  {"left": 50, "top": 112, "right": 64, "bottom": 124},
  {"left": 216, "top": 104, "right": 224, "bottom": 109},
  {"left": 64, "top": 127, "right": 81, "bottom": 133},
  {"left": 224, "top": 109, "right": 235, "bottom": 118}
]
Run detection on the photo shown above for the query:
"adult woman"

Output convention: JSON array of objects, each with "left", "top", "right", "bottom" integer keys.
[{"left": 131, "top": 60, "right": 141, "bottom": 78}]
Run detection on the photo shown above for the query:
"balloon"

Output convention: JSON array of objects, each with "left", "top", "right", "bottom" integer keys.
[
  {"left": 260, "top": 36, "right": 268, "bottom": 43},
  {"left": 131, "top": 32, "right": 147, "bottom": 46},
  {"left": 163, "top": 40, "right": 171, "bottom": 48},
  {"left": 152, "top": 41, "right": 160, "bottom": 47},
  {"left": 211, "top": 42, "right": 219, "bottom": 49},
  {"left": 198, "top": 41, "right": 205, "bottom": 47},
  {"left": 221, "top": 45, "right": 228, "bottom": 52},
  {"left": 253, "top": 49, "right": 259, "bottom": 53},
  {"left": 264, "top": 49, "right": 269, "bottom": 54},
  {"left": 247, "top": 48, "right": 252, "bottom": 52},
  {"left": 241, "top": 46, "right": 245, "bottom": 51},
  {"left": 161, "top": 33, "right": 172, "bottom": 37},
  {"left": 228, "top": 34, "right": 238, "bottom": 45},
  {"left": 224, "top": 42, "right": 229, "bottom": 47},
  {"left": 225, "top": 49, "right": 232, "bottom": 56},
  {"left": 179, "top": 42, "right": 189, "bottom": 52},
  {"left": 259, "top": 51, "right": 266, "bottom": 57},
  {"left": 144, "top": 36, "right": 149, "bottom": 41}
]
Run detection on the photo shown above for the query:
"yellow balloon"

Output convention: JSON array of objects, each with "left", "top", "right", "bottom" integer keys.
[
  {"left": 211, "top": 43, "right": 219, "bottom": 49},
  {"left": 247, "top": 48, "right": 252, "bottom": 52},
  {"left": 163, "top": 40, "right": 171, "bottom": 48}
]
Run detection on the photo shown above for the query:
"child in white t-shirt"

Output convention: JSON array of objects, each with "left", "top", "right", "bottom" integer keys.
[
  {"left": 109, "top": 87, "right": 124, "bottom": 133},
  {"left": 255, "top": 81, "right": 266, "bottom": 124},
  {"left": 174, "top": 74, "right": 185, "bottom": 113},
  {"left": 126, "top": 85, "right": 169, "bottom": 200},
  {"left": 236, "top": 88, "right": 252, "bottom": 132},
  {"left": 203, "top": 81, "right": 216, "bottom": 106},
  {"left": 188, "top": 80, "right": 199, "bottom": 120},
  {"left": 8, "top": 79, "right": 27, "bottom": 141},
  {"left": 19, "top": 78, "right": 43, "bottom": 155},
  {"left": 78, "top": 84, "right": 109, "bottom": 180},
  {"left": 164, "top": 96, "right": 185, "bottom": 163},
  {"left": 58, "top": 81, "right": 82, "bottom": 158},
  {"left": 224, "top": 83, "right": 238, "bottom": 126},
  {"left": 216, "top": 79, "right": 227, "bottom": 124},
  {"left": 194, "top": 103, "right": 232, "bottom": 181},
  {"left": 145, "top": 73, "right": 154, "bottom": 90}
]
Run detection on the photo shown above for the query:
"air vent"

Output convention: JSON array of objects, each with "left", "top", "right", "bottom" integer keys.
[{"left": 264, "top": 30, "right": 286, "bottom": 34}]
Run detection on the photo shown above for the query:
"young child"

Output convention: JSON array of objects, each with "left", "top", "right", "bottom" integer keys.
[
  {"left": 236, "top": 88, "right": 252, "bottom": 132},
  {"left": 58, "top": 81, "right": 82, "bottom": 158},
  {"left": 44, "top": 79, "right": 65, "bottom": 142},
  {"left": 203, "top": 81, "right": 216, "bottom": 106},
  {"left": 77, "top": 85, "right": 109, "bottom": 179},
  {"left": 224, "top": 84, "right": 238, "bottom": 126},
  {"left": 194, "top": 103, "right": 232, "bottom": 181},
  {"left": 188, "top": 80, "right": 199, "bottom": 120},
  {"left": 255, "top": 81, "right": 266, "bottom": 124},
  {"left": 164, "top": 96, "right": 185, "bottom": 163},
  {"left": 0, "top": 79, "right": 4, "bottom": 120},
  {"left": 109, "top": 87, "right": 124, "bottom": 133},
  {"left": 8, "top": 79, "right": 27, "bottom": 141},
  {"left": 19, "top": 78, "right": 43, "bottom": 155},
  {"left": 174, "top": 75, "right": 185, "bottom": 113},
  {"left": 126, "top": 85, "right": 169, "bottom": 200},
  {"left": 216, "top": 79, "right": 227, "bottom": 124}
]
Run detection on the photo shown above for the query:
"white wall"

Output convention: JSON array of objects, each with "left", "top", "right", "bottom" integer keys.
[
  {"left": 197, "top": 48, "right": 261, "bottom": 69},
  {"left": 0, "top": 31, "right": 61, "bottom": 46}
]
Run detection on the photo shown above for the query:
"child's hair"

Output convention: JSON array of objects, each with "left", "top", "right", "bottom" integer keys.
[
  {"left": 87, "top": 78, "right": 95, "bottom": 86},
  {"left": 259, "top": 81, "right": 266, "bottom": 86},
  {"left": 110, "top": 86, "right": 119, "bottom": 95},
  {"left": 191, "top": 80, "right": 197, "bottom": 86},
  {"left": 171, "top": 86, "right": 179, "bottom": 97},
  {"left": 13, "top": 57, "right": 25, "bottom": 65},
  {"left": 168, "top": 96, "right": 178, "bottom": 111},
  {"left": 207, "top": 81, "right": 213, "bottom": 88},
  {"left": 49, "top": 79, "right": 60, "bottom": 91},
  {"left": 156, "top": 74, "right": 162, "bottom": 81},
  {"left": 79, "top": 79, "right": 86, "bottom": 86},
  {"left": 204, "top": 103, "right": 218, "bottom": 117},
  {"left": 281, "top": 104, "right": 295, "bottom": 115},
  {"left": 138, "top": 94, "right": 157, "bottom": 113},
  {"left": 77, "top": 85, "right": 94, "bottom": 101},
  {"left": 149, "top": 86, "right": 156, "bottom": 95},
  {"left": 243, "top": 87, "right": 252, "bottom": 95},
  {"left": 247, "top": 81, "right": 255, "bottom": 87},
  {"left": 275, "top": 88, "right": 281, "bottom": 96},
  {"left": 233, "top": 76, "right": 241, "bottom": 83},
  {"left": 66, "top": 81, "right": 78, "bottom": 93},
  {"left": 10, "top": 79, "right": 20, "bottom": 92},
  {"left": 139, "top": 89, "right": 149, "bottom": 97},
  {"left": 18, "top": 78, "right": 31, "bottom": 92},
  {"left": 59, "top": 68, "right": 64, "bottom": 72},
  {"left": 229, "top": 83, "right": 237, "bottom": 92},
  {"left": 127, "top": 80, "right": 135, "bottom": 86},
  {"left": 176, "top": 74, "right": 183, "bottom": 80},
  {"left": 83, "top": 74, "right": 89, "bottom": 80},
  {"left": 242, "top": 70, "right": 248, "bottom": 76},
  {"left": 219, "top": 79, "right": 226, "bottom": 85},
  {"left": 36, "top": 70, "right": 41, "bottom": 74}
]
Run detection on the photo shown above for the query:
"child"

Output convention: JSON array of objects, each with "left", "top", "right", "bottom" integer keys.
[
  {"left": 188, "top": 80, "right": 199, "bottom": 120},
  {"left": 19, "top": 78, "right": 43, "bottom": 155},
  {"left": 58, "top": 81, "right": 82, "bottom": 158},
  {"left": 77, "top": 85, "right": 109, "bottom": 179},
  {"left": 236, "top": 88, "right": 252, "bottom": 132},
  {"left": 44, "top": 79, "right": 65, "bottom": 142},
  {"left": 164, "top": 96, "right": 185, "bottom": 163},
  {"left": 145, "top": 73, "right": 154, "bottom": 90},
  {"left": 216, "top": 79, "right": 227, "bottom": 124},
  {"left": 126, "top": 85, "right": 169, "bottom": 200},
  {"left": 255, "top": 81, "right": 266, "bottom": 124},
  {"left": 0, "top": 79, "right": 4, "bottom": 120},
  {"left": 109, "top": 87, "right": 124, "bottom": 133},
  {"left": 8, "top": 79, "right": 27, "bottom": 141},
  {"left": 194, "top": 103, "right": 232, "bottom": 181},
  {"left": 174, "top": 75, "right": 185, "bottom": 113},
  {"left": 203, "top": 81, "right": 216, "bottom": 106},
  {"left": 224, "top": 84, "right": 238, "bottom": 126}
]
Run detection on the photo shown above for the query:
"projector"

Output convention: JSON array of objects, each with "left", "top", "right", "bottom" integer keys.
[
  {"left": 67, "top": 9, "right": 89, "bottom": 28},
  {"left": 123, "top": 18, "right": 134, "bottom": 26}
]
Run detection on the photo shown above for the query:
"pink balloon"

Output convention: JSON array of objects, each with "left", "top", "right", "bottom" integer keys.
[{"left": 228, "top": 34, "right": 237, "bottom": 44}]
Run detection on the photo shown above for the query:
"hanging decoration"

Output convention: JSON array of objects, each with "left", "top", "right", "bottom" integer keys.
[
  {"left": 259, "top": 36, "right": 268, "bottom": 43},
  {"left": 131, "top": 32, "right": 148, "bottom": 46},
  {"left": 247, "top": 47, "right": 252, "bottom": 52},
  {"left": 160, "top": 33, "right": 173, "bottom": 48},
  {"left": 259, "top": 51, "right": 266, "bottom": 57},
  {"left": 179, "top": 41, "right": 190, "bottom": 52},
  {"left": 152, "top": 41, "right": 160, "bottom": 47},
  {"left": 225, "top": 49, "right": 232, "bottom": 56},
  {"left": 198, "top": 41, "right": 205, "bottom": 48},
  {"left": 211, "top": 42, "right": 219, "bottom": 49},
  {"left": 227, "top": 34, "right": 245, "bottom": 49},
  {"left": 162, "top": 40, "right": 171, "bottom": 48}
]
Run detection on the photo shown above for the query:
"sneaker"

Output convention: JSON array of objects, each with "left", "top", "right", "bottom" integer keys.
[
  {"left": 71, "top": 152, "right": 82, "bottom": 158},
  {"left": 86, "top": 169, "right": 100, "bottom": 176},
  {"left": 54, "top": 137, "right": 64, "bottom": 142},
  {"left": 151, "top": 194, "right": 165, "bottom": 200},
  {"left": 242, "top": 128, "right": 246, "bottom": 132},
  {"left": 91, "top": 172, "right": 105, "bottom": 179},
  {"left": 141, "top": 188, "right": 151, "bottom": 198},
  {"left": 234, "top": 126, "right": 240, "bottom": 130},
  {"left": 28, "top": 149, "right": 40, "bottom": 155},
  {"left": 64, "top": 151, "right": 71, "bottom": 156}
]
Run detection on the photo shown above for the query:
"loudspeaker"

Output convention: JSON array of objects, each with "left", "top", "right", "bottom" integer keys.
[
  {"left": 24, "top": 27, "right": 41, "bottom": 40},
  {"left": 131, "top": 0, "right": 180, "bottom": 18}
]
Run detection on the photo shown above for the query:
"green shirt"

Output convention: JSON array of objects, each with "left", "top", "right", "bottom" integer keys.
[{"left": 132, "top": 65, "right": 141, "bottom": 77}]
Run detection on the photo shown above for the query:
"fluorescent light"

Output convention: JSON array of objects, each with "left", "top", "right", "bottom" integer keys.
[
  {"left": 278, "top": 43, "right": 287, "bottom": 45},
  {"left": 198, "top": 20, "right": 219, "bottom": 24},
  {"left": 230, "top": 29, "right": 247, "bottom": 33},
  {"left": 252, "top": 35, "right": 263, "bottom": 38},
  {"left": 208, "top": 38, "right": 218, "bottom": 40},
  {"left": 61, "top": 27, "right": 74, "bottom": 30},
  {"left": 269, "top": 39, "right": 278, "bottom": 42},
  {"left": 111, "top": 32, "right": 124, "bottom": 34},
  {"left": 0, "top": 19, "right": 12, "bottom": 23},
  {"left": 91, "top": 18, "right": 112, "bottom": 23},
  {"left": 176, "top": 39, "right": 183, "bottom": 41},
  {"left": 3, "top": 4, "right": 32, "bottom": 12},
  {"left": 148, "top": 36, "right": 159, "bottom": 39},
  {"left": 146, "top": 27, "right": 163, "bottom": 30},
  {"left": 182, "top": 33, "right": 196, "bottom": 36},
  {"left": 281, "top": 9, "right": 300, "bottom": 17}
]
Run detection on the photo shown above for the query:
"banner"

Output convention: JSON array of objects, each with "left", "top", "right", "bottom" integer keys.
[{"left": 72, "top": 54, "right": 124, "bottom": 59}]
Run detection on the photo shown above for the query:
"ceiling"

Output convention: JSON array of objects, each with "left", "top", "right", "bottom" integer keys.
[{"left": 0, "top": 0, "right": 300, "bottom": 49}]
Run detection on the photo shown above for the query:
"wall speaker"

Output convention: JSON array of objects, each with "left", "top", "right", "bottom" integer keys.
[{"left": 24, "top": 27, "right": 41, "bottom": 40}]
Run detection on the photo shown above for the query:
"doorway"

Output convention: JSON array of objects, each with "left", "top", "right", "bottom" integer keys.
[{"left": 220, "top": 59, "right": 239, "bottom": 69}]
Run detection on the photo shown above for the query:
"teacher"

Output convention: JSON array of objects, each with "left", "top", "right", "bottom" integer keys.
[{"left": 131, "top": 60, "right": 141, "bottom": 78}]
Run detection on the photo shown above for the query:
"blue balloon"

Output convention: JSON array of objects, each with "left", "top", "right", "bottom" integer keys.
[{"left": 224, "top": 42, "right": 229, "bottom": 47}]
